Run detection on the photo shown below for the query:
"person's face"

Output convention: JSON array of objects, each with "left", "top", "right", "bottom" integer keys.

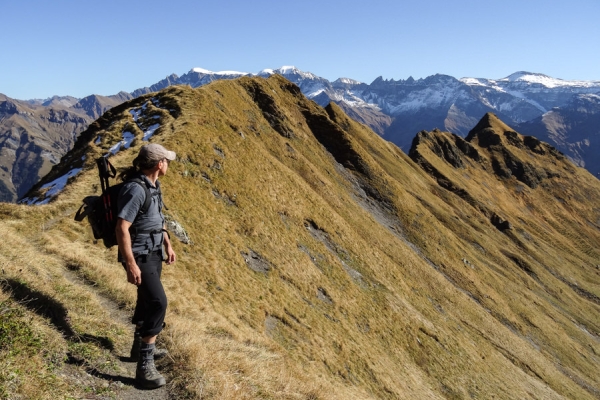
[{"left": 158, "top": 158, "right": 170, "bottom": 176}]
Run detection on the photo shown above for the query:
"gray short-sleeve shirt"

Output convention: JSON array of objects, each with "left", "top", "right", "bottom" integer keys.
[{"left": 117, "top": 175, "right": 165, "bottom": 254}]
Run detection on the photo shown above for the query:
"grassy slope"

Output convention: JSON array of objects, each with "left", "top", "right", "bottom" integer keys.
[{"left": 1, "top": 75, "right": 598, "bottom": 399}]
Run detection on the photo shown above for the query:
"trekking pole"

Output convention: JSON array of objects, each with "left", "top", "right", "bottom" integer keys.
[{"left": 96, "top": 156, "right": 118, "bottom": 226}]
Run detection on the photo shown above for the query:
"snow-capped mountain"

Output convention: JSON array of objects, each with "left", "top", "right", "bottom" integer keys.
[
  {"left": 259, "top": 66, "right": 334, "bottom": 98},
  {"left": 461, "top": 72, "right": 600, "bottom": 122},
  {"left": 150, "top": 67, "right": 600, "bottom": 153},
  {"left": 174, "top": 67, "right": 599, "bottom": 176}
]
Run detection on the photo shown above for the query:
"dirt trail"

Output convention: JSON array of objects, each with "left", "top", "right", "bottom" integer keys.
[{"left": 60, "top": 267, "right": 172, "bottom": 400}]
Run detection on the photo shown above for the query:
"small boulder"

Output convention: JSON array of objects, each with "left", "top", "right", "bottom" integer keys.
[{"left": 491, "top": 213, "right": 512, "bottom": 231}]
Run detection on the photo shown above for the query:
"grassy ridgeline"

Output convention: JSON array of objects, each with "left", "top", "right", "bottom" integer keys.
[{"left": 1, "top": 75, "right": 599, "bottom": 399}]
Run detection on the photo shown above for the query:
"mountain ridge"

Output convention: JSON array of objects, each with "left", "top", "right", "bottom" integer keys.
[
  {"left": 5, "top": 75, "right": 599, "bottom": 399},
  {"left": 2, "top": 67, "right": 599, "bottom": 203},
  {"left": 105, "top": 66, "right": 600, "bottom": 179}
]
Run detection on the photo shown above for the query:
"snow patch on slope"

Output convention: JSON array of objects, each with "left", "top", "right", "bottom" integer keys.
[{"left": 20, "top": 167, "right": 82, "bottom": 205}]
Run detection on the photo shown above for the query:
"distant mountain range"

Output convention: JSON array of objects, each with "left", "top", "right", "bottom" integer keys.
[
  {"left": 91, "top": 66, "right": 600, "bottom": 178},
  {"left": 1, "top": 67, "right": 598, "bottom": 202},
  {"left": 0, "top": 92, "right": 133, "bottom": 201}
]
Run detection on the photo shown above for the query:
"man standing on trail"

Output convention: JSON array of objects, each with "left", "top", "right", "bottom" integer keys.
[{"left": 116, "top": 143, "right": 176, "bottom": 389}]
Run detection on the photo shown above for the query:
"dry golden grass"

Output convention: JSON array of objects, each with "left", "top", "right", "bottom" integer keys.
[{"left": 1, "top": 75, "right": 598, "bottom": 399}]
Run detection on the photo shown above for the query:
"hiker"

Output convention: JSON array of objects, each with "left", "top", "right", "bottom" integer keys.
[{"left": 116, "top": 143, "right": 176, "bottom": 389}]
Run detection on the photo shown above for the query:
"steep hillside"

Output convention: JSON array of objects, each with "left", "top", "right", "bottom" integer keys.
[{"left": 2, "top": 76, "right": 599, "bottom": 399}]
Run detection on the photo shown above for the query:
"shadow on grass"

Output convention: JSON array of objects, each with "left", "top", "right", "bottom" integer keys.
[
  {"left": 68, "top": 353, "right": 170, "bottom": 390},
  {"left": 0, "top": 278, "right": 114, "bottom": 350},
  {"left": 0, "top": 280, "right": 172, "bottom": 390},
  {"left": 66, "top": 353, "right": 136, "bottom": 386}
]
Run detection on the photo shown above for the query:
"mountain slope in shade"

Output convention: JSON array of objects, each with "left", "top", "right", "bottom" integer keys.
[
  {"left": 516, "top": 94, "right": 600, "bottom": 178},
  {"left": 0, "top": 94, "right": 89, "bottom": 201},
  {"left": 0, "top": 90, "right": 134, "bottom": 202},
  {"left": 10, "top": 76, "right": 600, "bottom": 399}
]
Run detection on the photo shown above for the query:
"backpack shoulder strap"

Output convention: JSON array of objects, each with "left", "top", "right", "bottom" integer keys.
[{"left": 127, "top": 177, "right": 152, "bottom": 214}]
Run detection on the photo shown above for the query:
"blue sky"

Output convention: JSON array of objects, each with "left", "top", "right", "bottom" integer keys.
[{"left": 2, "top": 0, "right": 599, "bottom": 100}]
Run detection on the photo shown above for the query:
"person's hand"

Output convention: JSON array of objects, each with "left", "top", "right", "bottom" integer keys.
[
  {"left": 127, "top": 263, "right": 142, "bottom": 285},
  {"left": 165, "top": 246, "right": 176, "bottom": 265}
]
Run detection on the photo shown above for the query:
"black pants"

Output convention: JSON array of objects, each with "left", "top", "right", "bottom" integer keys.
[{"left": 125, "top": 251, "right": 167, "bottom": 338}]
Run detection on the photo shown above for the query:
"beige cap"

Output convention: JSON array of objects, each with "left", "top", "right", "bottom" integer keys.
[{"left": 139, "top": 143, "right": 176, "bottom": 162}]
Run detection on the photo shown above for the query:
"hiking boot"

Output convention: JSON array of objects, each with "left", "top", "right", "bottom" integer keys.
[
  {"left": 136, "top": 344, "right": 166, "bottom": 389},
  {"left": 130, "top": 333, "right": 169, "bottom": 361}
]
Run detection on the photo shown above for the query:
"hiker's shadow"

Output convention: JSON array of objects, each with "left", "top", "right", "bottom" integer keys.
[
  {"left": 0, "top": 278, "right": 114, "bottom": 349},
  {"left": 66, "top": 353, "right": 136, "bottom": 386},
  {"left": 69, "top": 354, "right": 169, "bottom": 390}
]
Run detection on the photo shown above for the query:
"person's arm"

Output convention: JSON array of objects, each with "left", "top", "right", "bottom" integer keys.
[
  {"left": 116, "top": 218, "right": 142, "bottom": 285},
  {"left": 163, "top": 225, "right": 176, "bottom": 265}
]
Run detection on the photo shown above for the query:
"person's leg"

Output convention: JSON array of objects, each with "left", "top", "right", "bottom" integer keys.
[
  {"left": 129, "top": 321, "right": 143, "bottom": 361},
  {"left": 138, "top": 252, "right": 167, "bottom": 339},
  {"left": 134, "top": 252, "right": 168, "bottom": 388},
  {"left": 136, "top": 339, "right": 165, "bottom": 388},
  {"left": 125, "top": 263, "right": 146, "bottom": 361},
  {"left": 132, "top": 288, "right": 146, "bottom": 326},
  {"left": 130, "top": 330, "right": 168, "bottom": 361}
]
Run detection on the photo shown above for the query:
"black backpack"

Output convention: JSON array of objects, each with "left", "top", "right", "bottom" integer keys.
[{"left": 75, "top": 157, "right": 152, "bottom": 248}]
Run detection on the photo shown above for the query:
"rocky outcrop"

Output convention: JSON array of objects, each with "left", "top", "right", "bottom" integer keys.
[
  {"left": 408, "top": 112, "right": 589, "bottom": 244},
  {"left": 0, "top": 100, "right": 20, "bottom": 115},
  {"left": 466, "top": 113, "right": 567, "bottom": 188}
]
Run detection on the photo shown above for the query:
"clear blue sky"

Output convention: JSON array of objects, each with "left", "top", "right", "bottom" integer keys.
[{"left": 2, "top": 0, "right": 599, "bottom": 100}]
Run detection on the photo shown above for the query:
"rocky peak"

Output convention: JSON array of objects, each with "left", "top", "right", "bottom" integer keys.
[
  {"left": 465, "top": 112, "right": 514, "bottom": 145},
  {"left": 0, "top": 99, "right": 21, "bottom": 115},
  {"left": 462, "top": 113, "right": 568, "bottom": 188}
]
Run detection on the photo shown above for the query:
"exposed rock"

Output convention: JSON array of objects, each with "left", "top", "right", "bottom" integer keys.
[
  {"left": 453, "top": 135, "right": 481, "bottom": 162},
  {"left": 466, "top": 113, "right": 563, "bottom": 188},
  {"left": 165, "top": 217, "right": 191, "bottom": 244},
  {"left": 317, "top": 287, "right": 333, "bottom": 304},
  {"left": 241, "top": 249, "right": 272, "bottom": 274},
  {"left": 0, "top": 100, "right": 19, "bottom": 115},
  {"left": 491, "top": 213, "right": 512, "bottom": 231},
  {"left": 473, "top": 128, "right": 502, "bottom": 148},
  {"left": 243, "top": 80, "right": 295, "bottom": 139}
]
